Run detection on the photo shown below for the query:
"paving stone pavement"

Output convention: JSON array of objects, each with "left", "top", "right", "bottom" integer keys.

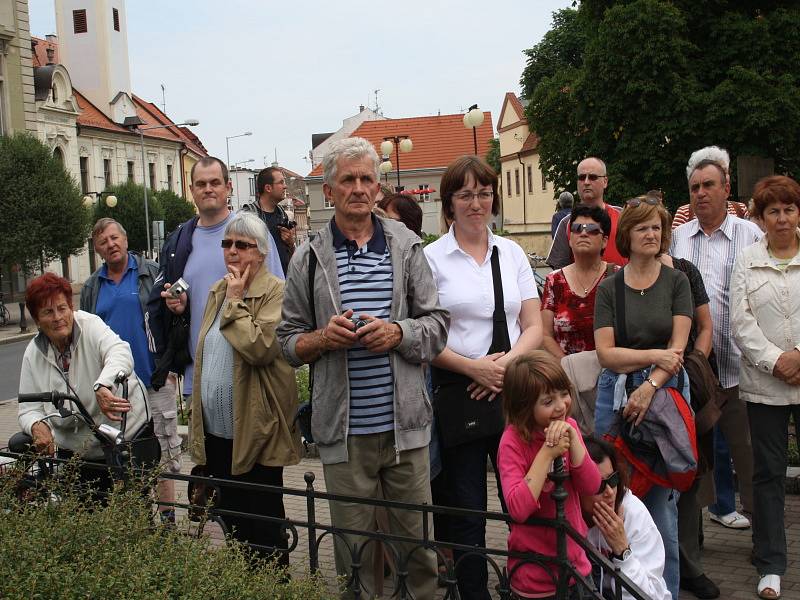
[{"left": 1, "top": 399, "right": 797, "bottom": 599}]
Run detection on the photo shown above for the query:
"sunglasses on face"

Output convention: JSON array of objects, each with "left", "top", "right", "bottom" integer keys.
[
  {"left": 221, "top": 239, "right": 258, "bottom": 250},
  {"left": 597, "top": 471, "right": 620, "bottom": 493},
  {"left": 577, "top": 173, "right": 606, "bottom": 182},
  {"left": 626, "top": 196, "right": 661, "bottom": 208},
  {"left": 570, "top": 222, "right": 604, "bottom": 235}
]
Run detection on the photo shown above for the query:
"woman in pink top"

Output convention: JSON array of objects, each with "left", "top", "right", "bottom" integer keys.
[{"left": 498, "top": 351, "right": 601, "bottom": 598}]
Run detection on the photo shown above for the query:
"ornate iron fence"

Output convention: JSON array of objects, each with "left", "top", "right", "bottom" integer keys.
[{"left": 1, "top": 450, "right": 650, "bottom": 599}]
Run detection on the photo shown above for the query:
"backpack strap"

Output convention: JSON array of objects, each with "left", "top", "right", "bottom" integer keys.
[{"left": 307, "top": 250, "right": 318, "bottom": 405}]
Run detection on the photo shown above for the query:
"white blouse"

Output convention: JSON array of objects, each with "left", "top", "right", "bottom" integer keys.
[{"left": 424, "top": 226, "right": 538, "bottom": 359}]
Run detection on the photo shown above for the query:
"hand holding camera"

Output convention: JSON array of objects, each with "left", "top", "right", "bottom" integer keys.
[{"left": 161, "top": 277, "right": 189, "bottom": 315}]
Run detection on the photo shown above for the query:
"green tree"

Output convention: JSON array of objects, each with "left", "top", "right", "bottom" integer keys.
[
  {"left": 485, "top": 138, "right": 501, "bottom": 174},
  {"left": 0, "top": 133, "right": 90, "bottom": 273},
  {"left": 155, "top": 189, "right": 196, "bottom": 238},
  {"left": 522, "top": 1, "right": 800, "bottom": 211},
  {"left": 93, "top": 181, "right": 164, "bottom": 253}
]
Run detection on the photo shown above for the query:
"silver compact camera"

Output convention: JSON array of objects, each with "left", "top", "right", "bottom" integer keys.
[
  {"left": 167, "top": 277, "right": 189, "bottom": 298},
  {"left": 350, "top": 317, "right": 369, "bottom": 332}
]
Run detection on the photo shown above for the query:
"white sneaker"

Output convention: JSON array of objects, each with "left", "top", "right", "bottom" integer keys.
[{"left": 709, "top": 510, "right": 750, "bottom": 529}]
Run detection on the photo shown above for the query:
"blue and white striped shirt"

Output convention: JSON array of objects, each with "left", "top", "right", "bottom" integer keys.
[
  {"left": 670, "top": 215, "right": 762, "bottom": 388},
  {"left": 331, "top": 217, "right": 395, "bottom": 435}
]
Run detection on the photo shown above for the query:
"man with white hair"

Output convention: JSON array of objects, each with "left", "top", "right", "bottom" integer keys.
[
  {"left": 670, "top": 146, "right": 749, "bottom": 229},
  {"left": 278, "top": 137, "right": 449, "bottom": 598}
]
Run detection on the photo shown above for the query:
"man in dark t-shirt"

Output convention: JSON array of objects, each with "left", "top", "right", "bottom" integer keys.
[{"left": 242, "top": 166, "right": 295, "bottom": 274}]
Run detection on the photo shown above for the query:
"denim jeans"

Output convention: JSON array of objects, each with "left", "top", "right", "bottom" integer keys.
[
  {"left": 643, "top": 485, "right": 680, "bottom": 600},
  {"left": 709, "top": 426, "right": 736, "bottom": 516}
]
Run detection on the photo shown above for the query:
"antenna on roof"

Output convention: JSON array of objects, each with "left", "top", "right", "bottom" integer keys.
[
  {"left": 373, "top": 89, "right": 381, "bottom": 115},
  {"left": 160, "top": 84, "right": 166, "bottom": 114}
]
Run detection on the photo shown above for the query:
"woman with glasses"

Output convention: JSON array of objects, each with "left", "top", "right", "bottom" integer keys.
[
  {"left": 189, "top": 212, "right": 300, "bottom": 566},
  {"left": 581, "top": 436, "right": 671, "bottom": 600},
  {"left": 541, "top": 205, "right": 617, "bottom": 359},
  {"left": 593, "top": 195, "right": 693, "bottom": 600},
  {"left": 424, "top": 155, "right": 542, "bottom": 600}
]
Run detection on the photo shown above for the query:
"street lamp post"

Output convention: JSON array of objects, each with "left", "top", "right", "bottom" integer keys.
[
  {"left": 463, "top": 104, "right": 484, "bottom": 155},
  {"left": 380, "top": 136, "right": 413, "bottom": 191},
  {"left": 136, "top": 119, "right": 200, "bottom": 256},
  {"left": 225, "top": 131, "right": 252, "bottom": 173}
]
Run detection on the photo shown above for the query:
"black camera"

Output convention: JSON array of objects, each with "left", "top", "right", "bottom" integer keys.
[
  {"left": 278, "top": 215, "right": 297, "bottom": 230},
  {"left": 350, "top": 317, "right": 369, "bottom": 332}
]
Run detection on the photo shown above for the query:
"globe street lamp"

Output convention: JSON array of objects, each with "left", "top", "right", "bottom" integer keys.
[
  {"left": 380, "top": 136, "right": 412, "bottom": 191},
  {"left": 379, "top": 158, "right": 393, "bottom": 184},
  {"left": 463, "top": 104, "right": 484, "bottom": 155},
  {"left": 136, "top": 119, "right": 200, "bottom": 256}
]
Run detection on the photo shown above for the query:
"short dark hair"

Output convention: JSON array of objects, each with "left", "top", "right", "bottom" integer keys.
[
  {"left": 256, "top": 166, "right": 281, "bottom": 196},
  {"left": 570, "top": 204, "right": 611, "bottom": 236},
  {"left": 440, "top": 155, "right": 499, "bottom": 222},
  {"left": 378, "top": 193, "right": 423, "bottom": 236},
  {"left": 751, "top": 175, "right": 800, "bottom": 218},
  {"left": 26, "top": 272, "right": 73, "bottom": 321},
  {"left": 616, "top": 200, "right": 671, "bottom": 258},
  {"left": 190, "top": 156, "right": 229, "bottom": 184},
  {"left": 502, "top": 350, "right": 575, "bottom": 443},
  {"left": 584, "top": 435, "right": 629, "bottom": 512}
]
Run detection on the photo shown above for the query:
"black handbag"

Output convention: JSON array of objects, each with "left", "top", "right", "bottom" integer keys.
[{"left": 432, "top": 246, "right": 512, "bottom": 448}]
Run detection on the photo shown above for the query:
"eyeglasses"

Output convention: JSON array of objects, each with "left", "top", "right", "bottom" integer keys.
[
  {"left": 597, "top": 471, "right": 620, "bottom": 493},
  {"left": 221, "top": 239, "right": 258, "bottom": 250},
  {"left": 570, "top": 222, "right": 604, "bottom": 235},
  {"left": 577, "top": 173, "right": 606, "bottom": 182},
  {"left": 626, "top": 195, "right": 661, "bottom": 208},
  {"left": 453, "top": 190, "right": 494, "bottom": 202}
]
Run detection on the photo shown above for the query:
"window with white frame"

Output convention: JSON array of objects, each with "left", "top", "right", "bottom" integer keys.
[
  {"left": 420, "top": 183, "right": 429, "bottom": 201},
  {"left": 323, "top": 193, "right": 334, "bottom": 209},
  {"left": 248, "top": 177, "right": 255, "bottom": 197}
]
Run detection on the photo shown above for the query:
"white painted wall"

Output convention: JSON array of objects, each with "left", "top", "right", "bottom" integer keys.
[{"left": 310, "top": 107, "right": 386, "bottom": 167}]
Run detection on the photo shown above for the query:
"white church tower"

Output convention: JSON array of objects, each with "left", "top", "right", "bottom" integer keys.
[{"left": 54, "top": 0, "right": 137, "bottom": 124}]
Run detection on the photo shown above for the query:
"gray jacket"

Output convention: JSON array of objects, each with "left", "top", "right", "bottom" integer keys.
[
  {"left": 277, "top": 217, "right": 449, "bottom": 465},
  {"left": 80, "top": 252, "right": 159, "bottom": 315}
]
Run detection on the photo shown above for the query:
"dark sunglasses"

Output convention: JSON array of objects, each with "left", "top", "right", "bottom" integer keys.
[
  {"left": 577, "top": 173, "right": 606, "bottom": 182},
  {"left": 626, "top": 196, "right": 661, "bottom": 208},
  {"left": 221, "top": 239, "right": 258, "bottom": 250},
  {"left": 570, "top": 222, "right": 604, "bottom": 235},
  {"left": 597, "top": 471, "right": 620, "bottom": 493}
]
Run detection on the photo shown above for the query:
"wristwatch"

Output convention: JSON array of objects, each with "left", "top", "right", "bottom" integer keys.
[
  {"left": 611, "top": 546, "right": 632, "bottom": 561},
  {"left": 645, "top": 377, "right": 659, "bottom": 389},
  {"left": 93, "top": 383, "right": 109, "bottom": 393}
]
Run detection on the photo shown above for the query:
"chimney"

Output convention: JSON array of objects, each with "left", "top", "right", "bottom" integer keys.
[
  {"left": 46, "top": 48, "right": 55, "bottom": 65},
  {"left": 46, "top": 34, "right": 58, "bottom": 43},
  {"left": 359, "top": 104, "right": 365, "bottom": 112}
]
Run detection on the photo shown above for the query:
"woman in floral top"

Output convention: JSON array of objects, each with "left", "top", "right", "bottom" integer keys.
[{"left": 542, "top": 205, "right": 617, "bottom": 357}]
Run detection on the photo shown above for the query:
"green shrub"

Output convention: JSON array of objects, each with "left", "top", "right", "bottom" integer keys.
[
  {"left": 0, "top": 465, "right": 332, "bottom": 599},
  {"left": 296, "top": 365, "right": 310, "bottom": 404}
]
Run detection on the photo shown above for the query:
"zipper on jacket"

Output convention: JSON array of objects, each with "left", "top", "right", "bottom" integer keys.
[{"left": 394, "top": 444, "right": 400, "bottom": 465}]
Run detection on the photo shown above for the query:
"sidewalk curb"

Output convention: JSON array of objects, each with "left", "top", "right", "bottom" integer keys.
[{"left": 0, "top": 332, "right": 35, "bottom": 346}]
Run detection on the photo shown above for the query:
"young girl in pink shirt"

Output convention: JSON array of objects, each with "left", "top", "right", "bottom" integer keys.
[{"left": 498, "top": 350, "right": 601, "bottom": 599}]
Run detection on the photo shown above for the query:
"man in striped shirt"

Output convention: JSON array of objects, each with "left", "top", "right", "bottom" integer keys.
[
  {"left": 278, "top": 137, "right": 449, "bottom": 598},
  {"left": 670, "top": 157, "right": 762, "bottom": 545}
]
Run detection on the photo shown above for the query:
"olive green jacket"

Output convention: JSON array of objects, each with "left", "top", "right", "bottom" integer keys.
[{"left": 190, "top": 265, "right": 301, "bottom": 474}]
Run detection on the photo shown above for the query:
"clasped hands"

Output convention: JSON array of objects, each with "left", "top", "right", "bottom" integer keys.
[
  {"left": 320, "top": 309, "right": 402, "bottom": 354},
  {"left": 622, "top": 347, "right": 684, "bottom": 426},
  {"left": 773, "top": 349, "right": 800, "bottom": 386}
]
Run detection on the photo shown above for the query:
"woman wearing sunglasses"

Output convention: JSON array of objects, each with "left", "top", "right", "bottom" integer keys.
[
  {"left": 189, "top": 211, "right": 300, "bottom": 566},
  {"left": 581, "top": 436, "right": 671, "bottom": 600},
  {"left": 593, "top": 194, "right": 693, "bottom": 600},
  {"left": 541, "top": 205, "right": 617, "bottom": 360}
]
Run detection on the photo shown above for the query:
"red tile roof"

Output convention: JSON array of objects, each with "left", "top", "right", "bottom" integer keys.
[
  {"left": 497, "top": 92, "right": 527, "bottom": 132},
  {"left": 31, "top": 37, "right": 59, "bottom": 67},
  {"left": 308, "top": 112, "right": 493, "bottom": 177},
  {"left": 520, "top": 132, "right": 540, "bottom": 153}
]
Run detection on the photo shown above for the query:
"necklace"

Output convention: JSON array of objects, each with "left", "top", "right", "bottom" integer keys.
[{"left": 573, "top": 261, "right": 604, "bottom": 295}]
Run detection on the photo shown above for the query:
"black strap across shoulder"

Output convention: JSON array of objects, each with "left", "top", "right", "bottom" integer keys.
[
  {"left": 615, "top": 266, "right": 628, "bottom": 348},
  {"left": 488, "top": 246, "right": 511, "bottom": 354},
  {"left": 307, "top": 250, "right": 318, "bottom": 404}
]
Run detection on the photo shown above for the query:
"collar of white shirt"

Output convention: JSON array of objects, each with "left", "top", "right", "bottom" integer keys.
[{"left": 443, "top": 224, "right": 498, "bottom": 264}]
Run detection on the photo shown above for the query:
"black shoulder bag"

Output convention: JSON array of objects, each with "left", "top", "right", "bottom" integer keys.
[
  {"left": 294, "top": 250, "right": 317, "bottom": 444},
  {"left": 431, "top": 246, "right": 512, "bottom": 448}
]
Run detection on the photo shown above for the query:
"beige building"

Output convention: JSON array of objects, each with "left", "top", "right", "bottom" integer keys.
[
  {"left": 497, "top": 92, "right": 556, "bottom": 255},
  {"left": 0, "top": 0, "right": 37, "bottom": 135}
]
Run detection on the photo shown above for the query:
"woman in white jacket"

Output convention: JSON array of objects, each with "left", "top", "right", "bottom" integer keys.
[
  {"left": 581, "top": 435, "right": 672, "bottom": 600},
  {"left": 17, "top": 273, "right": 149, "bottom": 496},
  {"left": 731, "top": 175, "right": 800, "bottom": 600}
]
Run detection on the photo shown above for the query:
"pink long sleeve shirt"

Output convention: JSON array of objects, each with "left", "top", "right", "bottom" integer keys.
[{"left": 498, "top": 418, "right": 601, "bottom": 598}]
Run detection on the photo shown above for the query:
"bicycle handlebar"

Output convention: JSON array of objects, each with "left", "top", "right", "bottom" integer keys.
[{"left": 17, "top": 391, "right": 78, "bottom": 404}]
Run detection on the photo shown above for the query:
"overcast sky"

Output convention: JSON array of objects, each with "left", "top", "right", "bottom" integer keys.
[{"left": 28, "top": 0, "right": 571, "bottom": 176}]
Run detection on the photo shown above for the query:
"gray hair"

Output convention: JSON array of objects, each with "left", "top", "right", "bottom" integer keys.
[
  {"left": 322, "top": 137, "right": 380, "bottom": 187},
  {"left": 686, "top": 146, "right": 730, "bottom": 181},
  {"left": 558, "top": 191, "right": 574, "bottom": 209},
  {"left": 92, "top": 217, "right": 127, "bottom": 241},
  {"left": 226, "top": 212, "right": 271, "bottom": 256}
]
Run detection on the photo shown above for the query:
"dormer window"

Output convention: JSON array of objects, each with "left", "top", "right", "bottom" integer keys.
[
  {"left": 51, "top": 83, "right": 57, "bottom": 102},
  {"left": 73, "top": 9, "right": 87, "bottom": 34}
]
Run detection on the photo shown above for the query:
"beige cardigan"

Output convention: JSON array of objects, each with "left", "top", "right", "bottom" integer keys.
[{"left": 190, "top": 265, "right": 301, "bottom": 474}]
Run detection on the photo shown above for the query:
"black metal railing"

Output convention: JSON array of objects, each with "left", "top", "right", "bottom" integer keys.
[{"left": 1, "top": 450, "right": 649, "bottom": 600}]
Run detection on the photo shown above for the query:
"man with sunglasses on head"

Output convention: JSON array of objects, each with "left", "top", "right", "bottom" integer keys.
[
  {"left": 145, "top": 157, "right": 282, "bottom": 402},
  {"left": 546, "top": 157, "right": 627, "bottom": 269}
]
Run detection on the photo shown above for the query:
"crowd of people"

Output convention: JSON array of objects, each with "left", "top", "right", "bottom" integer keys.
[{"left": 16, "top": 139, "right": 798, "bottom": 600}]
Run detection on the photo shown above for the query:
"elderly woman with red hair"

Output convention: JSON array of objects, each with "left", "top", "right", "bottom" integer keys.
[
  {"left": 731, "top": 175, "right": 800, "bottom": 600},
  {"left": 17, "top": 273, "right": 149, "bottom": 491}
]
